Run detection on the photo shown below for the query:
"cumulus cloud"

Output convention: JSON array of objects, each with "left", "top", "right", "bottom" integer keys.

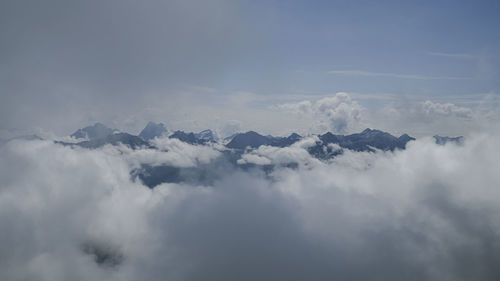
[
  {"left": 237, "top": 136, "right": 320, "bottom": 167},
  {"left": 146, "top": 137, "right": 221, "bottom": 167},
  {"left": 277, "top": 92, "right": 363, "bottom": 134},
  {"left": 237, "top": 153, "right": 272, "bottom": 165},
  {"left": 417, "top": 100, "right": 473, "bottom": 119},
  {"left": 1, "top": 134, "right": 500, "bottom": 281},
  {"left": 316, "top": 93, "right": 363, "bottom": 133},
  {"left": 274, "top": 94, "right": 499, "bottom": 137},
  {"left": 58, "top": 137, "right": 222, "bottom": 170},
  {"left": 276, "top": 100, "right": 313, "bottom": 116},
  {"left": 368, "top": 100, "right": 482, "bottom": 137}
]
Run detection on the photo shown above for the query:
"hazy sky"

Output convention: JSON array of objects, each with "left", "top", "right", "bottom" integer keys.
[
  {"left": 2, "top": 3, "right": 500, "bottom": 279},
  {"left": 1, "top": 0, "right": 499, "bottom": 137}
]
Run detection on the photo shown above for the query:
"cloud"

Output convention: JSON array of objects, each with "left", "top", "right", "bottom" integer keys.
[
  {"left": 218, "top": 120, "right": 243, "bottom": 138},
  {"left": 316, "top": 93, "right": 363, "bottom": 133},
  {"left": 275, "top": 93, "right": 497, "bottom": 137},
  {"left": 146, "top": 137, "right": 221, "bottom": 167},
  {"left": 237, "top": 136, "right": 320, "bottom": 167},
  {"left": 417, "top": 100, "right": 473, "bottom": 119},
  {"left": 363, "top": 99, "right": 485, "bottom": 137},
  {"left": 277, "top": 92, "right": 363, "bottom": 134},
  {"left": 1, "top": 133, "right": 500, "bottom": 280},
  {"left": 328, "top": 70, "right": 470, "bottom": 80},
  {"left": 276, "top": 101, "right": 313, "bottom": 116},
  {"left": 427, "top": 52, "right": 477, "bottom": 60},
  {"left": 237, "top": 153, "right": 272, "bottom": 165}
]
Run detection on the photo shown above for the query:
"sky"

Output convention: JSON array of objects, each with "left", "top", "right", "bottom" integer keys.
[
  {"left": 1, "top": 0, "right": 499, "bottom": 137},
  {"left": 2, "top": 2, "right": 500, "bottom": 280}
]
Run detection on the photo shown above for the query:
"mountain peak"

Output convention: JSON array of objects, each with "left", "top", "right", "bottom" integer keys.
[
  {"left": 433, "top": 135, "right": 464, "bottom": 145},
  {"left": 169, "top": 130, "right": 207, "bottom": 145},
  {"left": 74, "top": 132, "right": 152, "bottom": 149},
  {"left": 139, "top": 122, "right": 167, "bottom": 141},
  {"left": 195, "top": 129, "right": 218, "bottom": 142},
  {"left": 226, "top": 131, "right": 270, "bottom": 149},
  {"left": 71, "top": 123, "right": 117, "bottom": 140},
  {"left": 317, "top": 129, "right": 414, "bottom": 152}
]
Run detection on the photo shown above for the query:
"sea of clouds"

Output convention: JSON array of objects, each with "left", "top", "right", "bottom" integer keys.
[{"left": 1, "top": 134, "right": 500, "bottom": 281}]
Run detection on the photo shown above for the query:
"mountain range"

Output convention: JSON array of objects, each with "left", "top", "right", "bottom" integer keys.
[
  {"left": 71, "top": 122, "right": 118, "bottom": 140},
  {"left": 30, "top": 122, "right": 467, "bottom": 153},
  {"left": 2, "top": 122, "right": 465, "bottom": 188},
  {"left": 66, "top": 122, "right": 420, "bottom": 152},
  {"left": 138, "top": 122, "right": 167, "bottom": 141}
]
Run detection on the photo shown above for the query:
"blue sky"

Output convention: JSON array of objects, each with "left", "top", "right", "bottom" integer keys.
[
  {"left": 0, "top": 0, "right": 499, "bottom": 136},
  {"left": 220, "top": 0, "right": 500, "bottom": 97}
]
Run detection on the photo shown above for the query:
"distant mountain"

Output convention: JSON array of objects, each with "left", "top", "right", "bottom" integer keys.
[
  {"left": 57, "top": 124, "right": 424, "bottom": 189},
  {"left": 322, "top": 128, "right": 414, "bottom": 152},
  {"left": 434, "top": 135, "right": 464, "bottom": 145},
  {"left": 64, "top": 123, "right": 417, "bottom": 161},
  {"left": 226, "top": 131, "right": 272, "bottom": 149},
  {"left": 224, "top": 128, "right": 415, "bottom": 153},
  {"left": 223, "top": 133, "right": 240, "bottom": 144},
  {"left": 398, "top": 134, "right": 414, "bottom": 144},
  {"left": 226, "top": 131, "right": 302, "bottom": 149},
  {"left": 139, "top": 122, "right": 167, "bottom": 141},
  {"left": 195, "top": 129, "right": 218, "bottom": 142},
  {"left": 71, "top": 123, "right": 117, "bottom": 140},
  {"left": 169, "top": 131, "right": 208, "bottom": 145},
  {"left": 72, "top": 133, "right": 152, "bottom": 149},
  {"left": 272, "top": 133, "right": 302, "bottom": 147},
  {"left": 308, "top": 128, "right": 415, "bottom": 158}
]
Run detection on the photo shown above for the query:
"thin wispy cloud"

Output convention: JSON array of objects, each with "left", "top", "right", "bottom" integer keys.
[
  {"left": 427, "top": 52, "right": 477, "bottom": 59},
  {"left": 328, "top": 70, "right": 471, "bottom": 80}
]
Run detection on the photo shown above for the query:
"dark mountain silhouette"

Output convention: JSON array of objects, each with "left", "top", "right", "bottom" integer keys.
[
  {"left": 319, "top": 128, "right": 414, "bottom": 152},
  {"left": 60, "top": 124, "right": 423, "bottom": 188},
  {"left": 434, "top": 135, "right": 464, "bottom": 145},
  {"left": 70, "top": 133, "right": 152, "bottom": 149},
  {"left": 169, "top": 131, "right": 208, "bottom": 145},
  {"left": 226, "top": 131, "right": 302, "bottom": 149},
  {"left": 71, "top": 123, "right": 117, "bottom": 140},
  {"left": 271, "top": 133, "right": 303, "bottom": 147},
  {"left": 223, "top": 133, "right": 240, "bottom": 143},
  {"left": 226, "top": 131, "right": 273, "bottom": 149},
  {"left": 195, "top": 129, "right": 217, "bottom": 142},
  {"left": 308, "top": 128, "right": 415, "bottom": 159},
  {"left": 139, "top": 122, "right": 167, "bottom": 141}
]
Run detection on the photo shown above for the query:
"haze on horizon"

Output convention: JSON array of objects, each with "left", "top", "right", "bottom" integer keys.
[{"left": 1, "top": 0, "right": 499, "bottom": 138}]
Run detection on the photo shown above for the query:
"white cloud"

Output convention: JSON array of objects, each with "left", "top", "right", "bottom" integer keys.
[
  {"left": 427, "top": 52, "right": 477, "bottom": 59},
  {"left": 316, "top": 92, "right": 363, "bottom": 133},
  {"left": 328, "top": 70, "right": 470, "bottom": 80},
  {"left": 366, "top": 100, "right": 482, "bottom": 137},
  {"left": 237, "top": 137, "right": 321, "bottom": 167},
  {"left": 218, "top": 119, "right": 242, "bottom": 138},
  {"left": 146, "top": 137, "right": 221, "bottom": 167},
  {"left": 417, "top": 100, "right": 473, "bottom": 119},
  {"left": 1, "top": 134, "right": 500, "bottom": 280},
  {"left": 277, "top": 92, "right": 363, "bottom": 134},
  {"left": 237, "top": 153, "right": 272, "bottom": 165},
  {"left": 276, "top": 100, "right": 313, "bottom": 116}
]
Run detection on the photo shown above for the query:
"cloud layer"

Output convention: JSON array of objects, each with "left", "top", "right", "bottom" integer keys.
[{"left": 1, "top": 133, "right": 500, "bottom": 281}]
